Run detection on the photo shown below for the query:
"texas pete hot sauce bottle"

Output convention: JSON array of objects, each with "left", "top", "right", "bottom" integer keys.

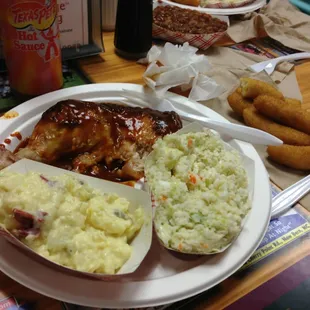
[{"left": 0, "top": 0, "right": 63, "bottom": 99}]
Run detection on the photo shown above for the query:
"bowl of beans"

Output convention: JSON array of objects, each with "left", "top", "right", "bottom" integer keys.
[{"left": 153, "top": 4, "right": 228, "bottom": 50}]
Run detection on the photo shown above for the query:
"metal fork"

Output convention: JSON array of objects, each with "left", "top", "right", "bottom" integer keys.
[{"left": 271, "top": 175, "right": 310, "bottom": 219}]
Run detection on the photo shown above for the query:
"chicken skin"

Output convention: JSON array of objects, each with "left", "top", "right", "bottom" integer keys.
[{"left": 15, "top": 100, "right": 182, "bottom": 181}]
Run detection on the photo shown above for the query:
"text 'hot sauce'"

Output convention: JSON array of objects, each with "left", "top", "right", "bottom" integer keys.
[{"left": 0, "top": 0, "right": 63, "bottom": 98}]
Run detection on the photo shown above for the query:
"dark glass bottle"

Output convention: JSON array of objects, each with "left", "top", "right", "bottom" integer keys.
[{"left": 114, "top": 0, "right": 153, "bottom": 59}]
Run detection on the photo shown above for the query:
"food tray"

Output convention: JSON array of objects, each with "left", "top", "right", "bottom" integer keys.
[
  {"left": 153, "top": 2, "right": 229, "bottom": 50},
  {"left": 0, "top": 83, "right": 271, "bottom": 308}
]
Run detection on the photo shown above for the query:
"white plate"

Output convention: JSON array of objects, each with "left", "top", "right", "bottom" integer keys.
[
  {"left": 0, "top": 83, "right": 271, "bottom": 309},
  {"left": 159, "top": 0, "right": 266, "bottom": 15}
]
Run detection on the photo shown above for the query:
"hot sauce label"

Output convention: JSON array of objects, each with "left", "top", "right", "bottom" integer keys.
[
  {"left": 8, "top": 2, "right": 57, "bottom": 30},
  {"left": 7, "top": 1, "right": 60, "bottom": 63},
  {"left": 0, "top": 0, "right": 63, "bottom": 96}
]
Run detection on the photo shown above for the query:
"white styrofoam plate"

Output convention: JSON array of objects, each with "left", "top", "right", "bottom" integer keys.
[
  {"left": 159, "top": 0, "right": 266, "bottom": 15},
  {"left": 0, "top": 83, "right": 271, "bottom": 309}
]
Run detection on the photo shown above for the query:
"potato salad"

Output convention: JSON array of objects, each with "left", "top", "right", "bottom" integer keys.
[{"left": 0, "top": 171, "right": 144, "bottom": 274}]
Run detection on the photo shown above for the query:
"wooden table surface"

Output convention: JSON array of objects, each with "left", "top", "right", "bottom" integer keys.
[
  {"left": 78, "top": 32, "right": 146, "bottom": 85},
  {"left": 79, "top": 32, "right": 310, "bottom": 107},
  {"left": 0, "top": 31, "right": 309, "bottom": 310},
  {"left": 56, "top": 31, "right": 310, "bottom": 309}
]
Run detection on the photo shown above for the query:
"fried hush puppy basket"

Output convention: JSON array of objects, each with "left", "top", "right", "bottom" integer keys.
[
  {"left": 153, "top": 4, "right": 228, "bottom": 50},
  {"left": 0, "top": 159, "right": 153, "bottom": 280},
  {"left": 227, "top": 76, "right": 310, "bottom": 171}
]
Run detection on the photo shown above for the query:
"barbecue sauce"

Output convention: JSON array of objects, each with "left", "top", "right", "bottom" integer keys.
[
  {"left": 10, "top": 132, "right": 22, "bottom": 140},
  {"left": 14, "top": 138, "right": 30, "bottom": 153},
  {"left": 13, "top": 100, "right": 183, "bottom": 183},
  {"left": 52, "top": 158, "right": 127, "bottom": 183}
]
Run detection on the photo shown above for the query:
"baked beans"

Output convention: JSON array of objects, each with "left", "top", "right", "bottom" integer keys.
[{"left": 153, "top": 6, "right": 228, "bottom": 34}]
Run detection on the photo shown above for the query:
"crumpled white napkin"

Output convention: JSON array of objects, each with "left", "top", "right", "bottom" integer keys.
[{"left": 142, "top": 42, "right": 225, "bottom": 101}]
